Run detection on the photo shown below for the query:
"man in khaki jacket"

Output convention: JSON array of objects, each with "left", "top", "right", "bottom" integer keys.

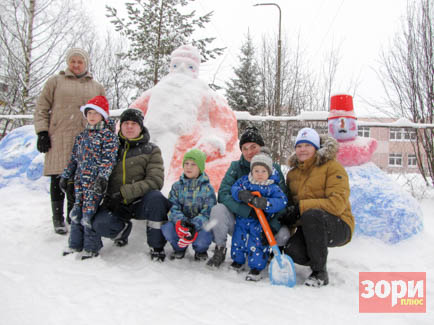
[{"left": 92, "top": 109, "right": 170, "bottom": 262}]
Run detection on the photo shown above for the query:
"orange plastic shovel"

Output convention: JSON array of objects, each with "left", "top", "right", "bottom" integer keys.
[{"left": 248, "top": 191, "right": 296, "bottom": 287}]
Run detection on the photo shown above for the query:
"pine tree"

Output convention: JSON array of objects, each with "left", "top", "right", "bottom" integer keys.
[
  {"left": 106, "top": 0, "right": 225, "bottom": 93},
  {"left": 225, "top": 32, "right": 262, "bottom": 115}
]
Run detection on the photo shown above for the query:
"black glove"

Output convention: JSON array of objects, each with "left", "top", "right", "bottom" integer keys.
[
  {"left": 93, "top": 176, "right": 108, "bottom": 196},
  {"left": 36, "top": 131, "right": 51, "bottom": 153},
  {"left": 260, "top": 231, "right": 269, "bottom": 246},
  {"left": 59, "top": 177, "right": 68, "bottom": 194},
  {"left": 181, "top": 220, "right": 197, "bottom": 240},
  {"left": 238, "top": 190, "right": 254, "bottom": 204},
  {"left": 250, "top": 196, "right": 268, "bottom": 210},
  {"left": 102, "top": 193, "right": 132, "bottom": 221},
  {"left": 279, "top": 203, "right": 300, "bottom": 226}
]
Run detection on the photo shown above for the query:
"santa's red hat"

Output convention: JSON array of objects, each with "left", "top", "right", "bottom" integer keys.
[
  {"left": 80, "top": 96, "right": 109, "bottom": 121},
  {"left": 328, "top": 94, "right": 356, "bottom": 120},
  {"left": 170, "top": 45, "right": 201, "bottom": 66}
]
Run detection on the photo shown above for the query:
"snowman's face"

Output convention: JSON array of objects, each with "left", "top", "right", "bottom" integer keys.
[
  {"left": 170, "top": 57, "right": 199, "bottom": 78},
  {"left": 328, "top": 117, "right": 358, "bottom": 141}
]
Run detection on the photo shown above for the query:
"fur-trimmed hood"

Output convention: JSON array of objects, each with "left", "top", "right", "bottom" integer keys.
[{"left": 288, "top": 135, "right": 339, "bottom": 168}]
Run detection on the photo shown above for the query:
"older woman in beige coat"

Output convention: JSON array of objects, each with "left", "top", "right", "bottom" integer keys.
[{"left": 34, "top": 48, "right": 105, "bottom": 235}]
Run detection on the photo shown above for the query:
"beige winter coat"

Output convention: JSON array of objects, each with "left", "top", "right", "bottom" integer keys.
[{"left": 34, "top": 69, "right": 105, "bottom": 175}]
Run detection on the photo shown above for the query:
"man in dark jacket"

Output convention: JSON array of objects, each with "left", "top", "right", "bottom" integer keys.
[
  {"left": 206, "top": 127, "right": 290, "bottom": 268},
  {"left": 92, "top": 109, "right": 170, "bottom": 261}
]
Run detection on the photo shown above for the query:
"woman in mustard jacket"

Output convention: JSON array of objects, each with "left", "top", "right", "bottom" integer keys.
[{"left": 283, "top": 127, "right": 355, "bottom": 287}]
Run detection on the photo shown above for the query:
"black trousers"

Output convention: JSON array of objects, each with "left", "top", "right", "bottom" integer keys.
[
  {"left": 50, "top": 175, "right": 75, "bottom": 217},
  {"left": 283, "top": 209, "right": 351, "bottom": 272},
  {"left": 93, "top": 190, "right": 171, "bottom": 249}
]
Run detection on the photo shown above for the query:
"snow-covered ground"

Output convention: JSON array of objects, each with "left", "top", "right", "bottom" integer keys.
[{"left": 0, "top": 175, "right": 432, "bottom": 325}]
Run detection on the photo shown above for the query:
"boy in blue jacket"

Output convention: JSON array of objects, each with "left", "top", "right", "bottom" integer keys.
[
  {"left": 230, "top": 147, "right": 288, "bottom": 281},
  {"left": 60, "top": 96, "right": 119, "bottom": 260},
  {"left": 162, "top": 149, "right": 216, "bottom": 261}
]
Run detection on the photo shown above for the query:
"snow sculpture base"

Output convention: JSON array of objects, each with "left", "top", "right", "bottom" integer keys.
[
  {"left": 346, "top": 162, "right": 423, "bottom": 244},
  {"left": 337, "top": 137, "right": 377, "bottom": 167},
  {"left": 0, "top": 126, "right": 47, "bottom": 191}
]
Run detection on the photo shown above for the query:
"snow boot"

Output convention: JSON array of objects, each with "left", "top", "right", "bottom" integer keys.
[
  {"left": 81, "top": 250, "right": 99, "bottom": 260},
  {"left": 194, "top": 251, "right": 208, "bottom": 261},
  {"left": 62, "top": 247, "right": 81, "bottom": 256},
  {"left": 150, "top": 248, "right": 166, "bottom": 262},
  {"left": 51, "top": 200, "right": 67, "bottom": 235},
  {"left": 206, "top": 245, "right": 227, "bottom": 268},
  {"left": 245, "top": 269, "right": 262, "bottom": 282},
  {"left": 304, "top": 269, "right": 329, "bottom": 287},
  {"left": 170, "top": 250, "right": 186, "bottom": 260},
  {"left": 113, "top": 221, "right": 132, "bottom": 247},
  {"left": 229, "top": 261, "right": 244, "bottom": 272}
]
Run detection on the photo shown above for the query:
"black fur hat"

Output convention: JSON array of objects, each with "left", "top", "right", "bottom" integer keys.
[
  {"left": 239, "top": 126, "right": 265, "bottom": 149},
  {"left": 120, "top": 108, "right": 144, "bottom": 130}
]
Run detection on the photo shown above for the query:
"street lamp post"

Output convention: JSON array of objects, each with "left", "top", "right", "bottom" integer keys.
[{"left": 254, "top": 3, "right": 282, "bottom": 116}]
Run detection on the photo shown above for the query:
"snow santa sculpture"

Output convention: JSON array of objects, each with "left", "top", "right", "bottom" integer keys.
[
  {"left": 327, "top": 94, "right": 423, "bottom": 244},
  {"left": 130, "top": 45, "right": 241, "bottom": 193}
]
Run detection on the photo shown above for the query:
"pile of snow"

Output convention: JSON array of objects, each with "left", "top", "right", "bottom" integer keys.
[
  {"left": 0, "top": 181, "right": 433, "bottom": 324},
  {"left": 0, "top": 125, "right": 47, "bottom": 191},
  {"left": 347, "top": 163, "right": 423, "bottom": 244}
]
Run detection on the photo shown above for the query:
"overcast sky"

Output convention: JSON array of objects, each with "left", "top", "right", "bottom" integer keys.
[{"left": 89, "top": 0, "right": 410, "bottom": 114}]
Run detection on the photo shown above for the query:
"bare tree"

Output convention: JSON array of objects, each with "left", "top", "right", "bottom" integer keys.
[
  {"left": 83, "top": 32, "right": 134, "bottom": 110},
  {"left": 255, "top": 34, "right": 318, "bottom": 163},
  {"left": 378, "top": 0, "right": 433, "bottom": 185},
  {"left": 0, "top": 0, "right": 90, "bottom": 136}
]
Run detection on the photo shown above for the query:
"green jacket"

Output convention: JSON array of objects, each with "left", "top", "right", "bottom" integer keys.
[
  {"left": 107, "top": 128, "right": 164, "bottom": 204},
  {"left": 218, "top": 154, "right": 288, "bottom": 224}
]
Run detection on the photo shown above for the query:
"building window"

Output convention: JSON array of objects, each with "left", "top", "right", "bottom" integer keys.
[
  {"left": 358, "top": 126, "right": 370, "bottom": 137},
  {"left": 390, "top": 128, "right": 417, "bottom": 141},
  {"left": 404, "top": 129, "right": 417, "bottom": 141},
  {"left": 389, "top": 153, "right": 402, "bottom": 167},
  {"left": 408, "top": 154, "right": 417, "bottom": 167}
]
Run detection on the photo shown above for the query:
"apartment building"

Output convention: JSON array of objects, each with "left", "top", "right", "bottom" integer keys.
[{"left": 357, "top": 117, "right": 428, "bottom": 174}]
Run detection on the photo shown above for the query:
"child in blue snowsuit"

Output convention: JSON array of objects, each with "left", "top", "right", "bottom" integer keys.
[
  {"left": 161, "top": 149, "right": 216, "bottom": 261},
  {"left": 61, "top": 96, "right": 119, "bottom": 259},
  {"left": 230, "top": 147, "right": 288, "bottom": 281}
]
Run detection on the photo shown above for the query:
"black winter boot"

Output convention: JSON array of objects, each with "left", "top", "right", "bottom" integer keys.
[
  {"left": 51, "top": 200, "right": 67, "bottom": 235},
  {"left": 150, "top": 248, "right": 166, "bottom": 262},
  {"left": 206, "top": 245, "right": 227, "bottom": 268},
  {"left": 304, "top": 269, "right": 329, "bottom": 287},
  {"left": 113, "top": 221, "right": 133, "bottom": 247}
]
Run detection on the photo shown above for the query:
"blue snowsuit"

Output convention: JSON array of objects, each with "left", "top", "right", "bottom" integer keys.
[
  {"left": 230, "top": 172, "right": 288, "bottom": 271},
  {"left": 62, "top": 119, "right": 119, "bottom": 252},
  {"left": 162, "top": 172, "right": 216, "bottom": 253}
]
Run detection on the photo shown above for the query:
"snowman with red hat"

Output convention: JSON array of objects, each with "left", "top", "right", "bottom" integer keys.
[
  {"left": 327, "top": 94, "right": 377, "bottom": 166},
  {"left": 327, "top": 94, "right": 423, "bottom": 244}
]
